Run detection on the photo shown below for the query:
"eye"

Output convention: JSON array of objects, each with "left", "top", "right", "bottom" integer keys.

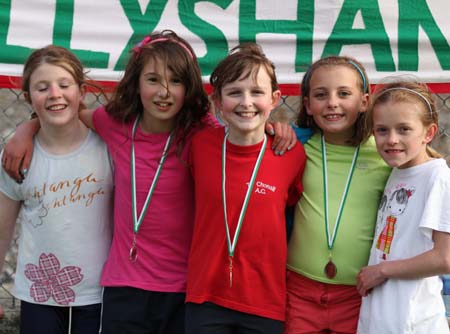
[
  {"left": 226, "top": 90, "right": 241, "bottom": 96},
  {"left": 251, "top": 89, "right": 265, "bottom": 95},
  {"left": 374, "top": 127, "right": 387, "bottom": 135},
  {"left": 170, "top": 77, "right": 183, "bottom": 84},
  {"left": 338, "top": 90, "right": 351, "bottom": 97},
  {"left": 312, "top": 91, "right": 327, "bottom": 99},
  {"left": 146, "top": 76, "right": 159, "bottom": 84},
  {"left": 399, "top": 127, "right": 411, "bottom": 134}
]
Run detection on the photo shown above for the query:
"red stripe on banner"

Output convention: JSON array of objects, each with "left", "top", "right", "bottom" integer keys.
[{"left": 1, "top": 76, "right": 450, "bottom": 94}]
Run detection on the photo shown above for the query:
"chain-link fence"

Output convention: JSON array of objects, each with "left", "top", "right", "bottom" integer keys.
[{"left": 0, "top": 89, "right": 450, "bottom": 333}]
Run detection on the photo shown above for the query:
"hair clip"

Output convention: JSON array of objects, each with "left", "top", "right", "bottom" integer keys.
[
  {"left": 132, "top": 36, "right": 194, "bottom": 59},
  {"left": 132, "top": 36, "right": 152, "bottom": 57},
  {"left": 378, "top": 87, "right": 433, "bottom": 116},
  {"left": 347, "top": 60, "right": 367, "bottom": 93}
]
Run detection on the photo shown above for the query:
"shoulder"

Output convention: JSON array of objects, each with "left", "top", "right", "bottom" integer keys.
[{"left": 192, "top": 126, "right": 224, "bottom": 143}]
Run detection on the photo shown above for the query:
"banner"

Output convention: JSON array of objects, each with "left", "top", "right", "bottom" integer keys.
[{"left": 0, "top": 0, "right": 449, "bottom": 93}]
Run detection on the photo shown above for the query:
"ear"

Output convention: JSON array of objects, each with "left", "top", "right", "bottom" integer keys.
[
  {"left": 303, "top": 97, "right": 313, "bottom": 116},
  {"left": 424, "top": 123, "right": 438, "bottom": 144},
  {"left": 213, "top": 95, "right": 222, "bottom": 111},
  {"left": 23, "top": 92, "right": 31, "bottom": 104},
  {"left": 270, "top": 90, "right": 281, "bottom": 109},
  {"left": 359, "top": 92, "right": 370, "bottom": 113},
  {"left": 80, "top": 84, "right": 87, "bottom": 100}
]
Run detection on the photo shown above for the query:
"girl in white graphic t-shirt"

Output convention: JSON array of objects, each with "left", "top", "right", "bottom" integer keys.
[{"left": 357, "top": 80, "right": 450, "bottom": 334}]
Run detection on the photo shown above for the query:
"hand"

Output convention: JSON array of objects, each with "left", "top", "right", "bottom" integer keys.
[
  {"left": 265, "top": 122, "right": 297, "bottom": 155},
  {"left": 2, "top": 134, "right": 33, "bottom": 183},
  {"left": 356, "top": 263, "right": 387, "bottom": 297}
]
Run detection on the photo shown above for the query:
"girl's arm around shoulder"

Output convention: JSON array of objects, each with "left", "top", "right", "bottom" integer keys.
[
  {"left": 357, "top": 230, "right": 450, "bottom": 296},
  {"left": 79, "top": 108, "right": 96, "bottom": 131},
  {"left": 1, "top": 118, "right": 40, "bottom": 182}
]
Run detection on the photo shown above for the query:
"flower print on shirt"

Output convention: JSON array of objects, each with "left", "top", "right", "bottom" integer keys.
[
  {"left": 24, "top": 253, "right": 83, "bottom": 305},
  {"left": 376, "top": 187, "right": 415, "bottom": 259}
]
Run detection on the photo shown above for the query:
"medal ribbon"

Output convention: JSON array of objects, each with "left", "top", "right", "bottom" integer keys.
[
  {"left": 321, "top": 134, "right": 359, "bottom": 250},
  {"left": 131, "top": 115, "right": 173, "bottom": 234},
  {"left": 222, "top": 133, "right": 267, "bottom": 257}
]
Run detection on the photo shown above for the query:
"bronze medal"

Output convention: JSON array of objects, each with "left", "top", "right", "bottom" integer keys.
[
  {"left": 129, "top": 245, "right": 138, "bottom": 262},
  {"left": 324, "top": 260, "right": 337, "bottom": 279}
]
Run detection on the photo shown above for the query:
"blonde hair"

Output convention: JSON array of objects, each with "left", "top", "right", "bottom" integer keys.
[{"left": 368, "top": 80, "right": 441, "bottom": 158}]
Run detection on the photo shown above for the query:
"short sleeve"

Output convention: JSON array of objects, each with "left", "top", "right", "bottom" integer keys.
[{"left": 419, "top": 171, "right": 450, "bottom": 238}]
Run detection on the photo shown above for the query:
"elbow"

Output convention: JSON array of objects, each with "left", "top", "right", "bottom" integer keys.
[{"left": 440, "top": 255, "right": 450, "bottom": 274}]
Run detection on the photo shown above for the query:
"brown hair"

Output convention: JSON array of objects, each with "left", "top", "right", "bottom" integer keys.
[
  {"left": 297, "top": 55, "right": 371, "bottom": 145},
  {"left": 105, "top": 30, "right": 209, "bottom": 154},
  {"left": 21, "top": 45, "right": 96, "bottom": 109},
  {"left": 210, "top": 43, "right": 279, "bottom": 99},
  {"left": 369, "top": 80, "right": 441, "bottom": 158}
]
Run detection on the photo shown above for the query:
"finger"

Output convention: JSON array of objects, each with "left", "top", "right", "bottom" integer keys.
[
  {"left": 21, "top": 149, "right": 33, "bottom": 178},
  {"left": 271, "top": 123, "right": 285, "bottom": 153},
  {"left": 287, "top": 129, "right": 298, "bottom": 150},
  {"left": 264, "top": 122, "right": 275, "bottom": 136}
]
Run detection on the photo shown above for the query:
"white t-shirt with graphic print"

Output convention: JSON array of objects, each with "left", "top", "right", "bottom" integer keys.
[
  {"left": 0, "top": 130, "right": 113, "bottom": 307},
  {"left": 358, "top": 158, "right": 450, "bottom": 334}
]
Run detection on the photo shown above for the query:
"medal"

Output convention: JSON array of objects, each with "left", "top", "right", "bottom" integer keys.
[
  {"left": 222, "top": 132, "right": 266, "bottom": 287},
  {"left": 130, "top": 115, "right": 173, "bottom": 263},
  {"left": 321, "top": 134, "right": 359, "bottom": 279},
  {"left": 324, "top": 260, "right": 337, "bottom": 279},
  {"left": 129, "top": 235, "right": 138, "bottom": 262}
]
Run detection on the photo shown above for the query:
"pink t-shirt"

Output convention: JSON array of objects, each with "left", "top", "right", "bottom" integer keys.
[{"left": 94, "top": 107, "right": 218, "bottom": 292}]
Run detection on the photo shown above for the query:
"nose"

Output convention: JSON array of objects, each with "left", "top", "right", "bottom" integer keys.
[
  {"left": 239, "top": 92, "right": 253, "bottom": 108},
  {"left": 48, "top": 84, "right": 62, "bottom": 98},
  {"left": 387, "top": 131, "right": 399, "bottom": 145},
  {"left": 158, "top": 81, "right": 170, "bottom": 98},
  {"left": 327, "top": 93, "right": 339, "bottom": 109}
]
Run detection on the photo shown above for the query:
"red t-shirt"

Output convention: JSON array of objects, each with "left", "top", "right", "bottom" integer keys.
[{"left": 186, "top": 127, "right": 306, "bottom": 320}]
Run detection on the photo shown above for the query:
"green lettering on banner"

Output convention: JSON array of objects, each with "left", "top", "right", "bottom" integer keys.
[
  {"left": 323, "top": 0, "right": 395, "bottom": 71},
  {"left": 0, "top": 0, "right": 32, "bottom": 63},
  {"left": 398, "top": 0, "right": 449, "bottom": 71},
  {"left": 179, "top": 0, "right": 232, "bottom": 75},
  {"left": 238, "top": 0, "right": 314, "bottom": 72},
  {"left": 53, "top": 0, "right": 109, "bottom": 68},
  {"left": 115, "top": 0, "right": 167, "bottom": 70}
]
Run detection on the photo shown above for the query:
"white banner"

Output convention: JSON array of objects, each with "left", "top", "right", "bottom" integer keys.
[{"left": 0, "top": 0, "right": 449, "bottom": 89}]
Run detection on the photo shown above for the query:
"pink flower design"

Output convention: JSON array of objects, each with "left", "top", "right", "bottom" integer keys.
[{"left": 24, "top": 253, "right": 83, "bottom": 306}]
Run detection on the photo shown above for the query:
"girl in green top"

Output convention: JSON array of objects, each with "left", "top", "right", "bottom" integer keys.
[{"left": 284, "top": 56, "right": 390, "bottom": 334}]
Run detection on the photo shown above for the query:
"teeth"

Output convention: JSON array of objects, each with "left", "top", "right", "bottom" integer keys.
[
  {"left": 325, "top": 114, "right": 342, "bottom": 120},
  {"left": 237, "top": 112, "right": 257, "bottom": 117},
  {"left": 47, "top": 105, "right": 66, "bottom": 111},
  {"left": 156, "top": 102, "right": 170, "bottom": 107}
]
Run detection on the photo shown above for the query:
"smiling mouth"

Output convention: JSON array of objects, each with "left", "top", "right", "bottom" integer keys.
[
  {"left": 235, "top": 111, "right": 258, "bottom": 118},
  {"left": 47, "top": 104, "right": 67, "bottom": 111},
  {"left": 324, "top": 114, "right": 343, "bottom": 121},
  {"left": 154, "top": 101, "right": 172, "bottom": 107},
  {"left": 385, "top": 149, "right": 404, "bottom": 154}
]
